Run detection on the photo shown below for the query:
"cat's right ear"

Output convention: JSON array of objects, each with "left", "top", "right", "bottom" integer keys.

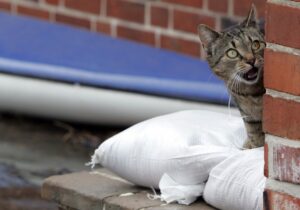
[
  {"left": 241, "top": 4, "right": 258, "bottom": 28},
  {"left": 198, "top": 24, "right": 220, "bottom": 50}
]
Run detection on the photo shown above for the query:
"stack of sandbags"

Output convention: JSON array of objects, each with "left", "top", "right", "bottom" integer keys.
[{"left": 88, "top": 110, "right": 246, "bottom": 204}]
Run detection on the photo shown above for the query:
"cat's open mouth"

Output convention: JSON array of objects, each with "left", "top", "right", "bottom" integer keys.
[{"left": 243, "top": 67, "right": 259, "bottom": 81}]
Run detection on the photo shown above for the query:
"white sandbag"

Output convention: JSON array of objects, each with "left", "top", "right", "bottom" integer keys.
[
  {"left": 203, "top": 148, "right": 266, "bottom": 210},
  {"left": 89, "top": 110, "right": 246, "bottom": 204}
]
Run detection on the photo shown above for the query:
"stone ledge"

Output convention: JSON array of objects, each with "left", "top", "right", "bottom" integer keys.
[{"left": 42, "top": 168, "right": 215, "bottom": 210}]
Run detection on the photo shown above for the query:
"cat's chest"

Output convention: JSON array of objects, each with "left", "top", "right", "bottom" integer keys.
[{"left": 233, "top": 94, "right": 263, "bottom": 120}]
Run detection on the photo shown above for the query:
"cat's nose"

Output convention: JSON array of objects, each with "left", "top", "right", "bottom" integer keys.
[
  {"left": 246, "top": 58, "right": 256, "bottom": 66},
  {"left": 244, "top": 53, "right": 255, "bottom": 65}
]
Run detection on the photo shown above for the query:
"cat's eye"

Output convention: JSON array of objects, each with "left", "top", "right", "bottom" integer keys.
[
  {"left": 252, "top": 40, "right": 263, "bottom": 51},
  {"left": 226, "top": 49, "right": 239, "bottom": 58}
]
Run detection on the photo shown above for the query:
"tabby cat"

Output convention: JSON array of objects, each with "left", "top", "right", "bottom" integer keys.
[{"left": 198, "top": 5, "right": 266, "bottom": 149}]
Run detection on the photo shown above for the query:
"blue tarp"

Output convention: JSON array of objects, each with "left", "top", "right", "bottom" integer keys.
[{"left": 0, "top": 12, "right": 229, "bottom": 104}]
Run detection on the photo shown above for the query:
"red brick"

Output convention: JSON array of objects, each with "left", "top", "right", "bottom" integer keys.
[
  {"left": 265, "top": 189, "right": 300, "bottom": 210},
  {"left": 173, "top": 10, "right": 215, "bottom": 34},
  {"left": 0, "top": 2, "right": 11, "bottom": 11},
  {"left": 272, "top": 143, "right": 300, "bottom": 184},
  {"left": 65, "top": 0, "right": 101, "bottom": 14},
  {"left": 263, "top": 95, "right": 300, "bottom": 140},
  {"left": 162, "top": 0, "right": 203, "bottom": 8},
  {"left": 161, "top": 35, "right": 201, "bottom": 58},
  {"left": 208, "top": 0, "right": 228, "bottom": 13},
  {"left": 45, "top": 0, "right": 60, "bottom": 5},
  {"left": 17, "top": 6, "right": 50, "bottom": 20},
  {"left": 96, "top": 21, "right": 111, "bottom": 35},
  {"left": 264, "top": 49, "right": 300, "bottom": 96},
  {"left": 117, "top": 26, "right": 155, "bottom": 46},
  {"left": 264, "top": 143, "right": 269, "bottom": 177},
  {"left": 55, "top": 13, "right": 91, "bottom": 30},
  {"left": 266, "top": 3, "right": 300, "bottom": 49},
  {"left": 107, "top": 0, "right": 145, "bottom": 24},
  {"left": 151, "top": 6, "right": 168, "bottom": 28},
  {"left": 234, "top": 0, "right": 266, "bottom": 18}
]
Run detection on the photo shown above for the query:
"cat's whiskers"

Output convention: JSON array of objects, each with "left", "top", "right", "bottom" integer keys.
[
  {"left": 231, "top": 73, "right": 241, "bottom": 94},
  {"left": 229, "top": 74, "right": 237, "bottom": 94},
  {"left": 236, "top": 74, "right": 241, "bottom": 94},
  {"left": 234, "top": 76, "right": 239, "bottom": 94}
]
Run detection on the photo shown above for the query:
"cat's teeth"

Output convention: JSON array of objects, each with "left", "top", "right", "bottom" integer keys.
[
  {"left": 245, "top": 68, "right": 259, "bottom": 81},
  {"left": 248, "top": 72, "right": 257, "bottom": 79}
]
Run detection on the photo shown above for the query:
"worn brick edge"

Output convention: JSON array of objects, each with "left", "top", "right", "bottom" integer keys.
[
  {"left": 41, "top": 171, "right": 164, "bottom": 210},
  {"left": 42, "top": 177, "right": 104, "bottom": 210},
  {"left": 266, "top": 135, "right": 300, "bottom": 182}
]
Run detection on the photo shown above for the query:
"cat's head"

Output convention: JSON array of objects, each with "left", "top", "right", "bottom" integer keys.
[{"left": 198, "top": 5, "right": 265, "bottom": 89}]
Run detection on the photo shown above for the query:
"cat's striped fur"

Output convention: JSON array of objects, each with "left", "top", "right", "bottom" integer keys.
[{"left": 198, "top": 5, "right": 265, "bottom": 148}]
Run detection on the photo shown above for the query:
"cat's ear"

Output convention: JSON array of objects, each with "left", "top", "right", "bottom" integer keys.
[
  {"left": 198, "top": 24, "right": 220, "bottom": 49},
  {"left": 241, "top": 4, "right": 258, "bottom": 28}
]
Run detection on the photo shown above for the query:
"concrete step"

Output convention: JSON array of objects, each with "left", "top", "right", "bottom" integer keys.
[{"left": 42, "top": 168, "right": 216, "bottom": 210}]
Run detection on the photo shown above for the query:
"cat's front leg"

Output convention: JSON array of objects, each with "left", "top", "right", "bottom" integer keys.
[
  {"left": 243, "top": 135, "right": 264, "bottom": 149},
  {"left": 243, "top": 122, "right": 265, "bottom": 149}
]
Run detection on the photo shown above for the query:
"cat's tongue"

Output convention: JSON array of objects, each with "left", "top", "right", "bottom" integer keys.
[{"left": 245, "top": 68, "right": 258, "bottom": 81}]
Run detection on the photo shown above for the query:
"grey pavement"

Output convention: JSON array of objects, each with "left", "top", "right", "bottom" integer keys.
[{"left": 42, "top": 169, "right": 216, "bottom": 210}]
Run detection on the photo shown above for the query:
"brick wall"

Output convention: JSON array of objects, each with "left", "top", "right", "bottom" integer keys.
[
  {"left": 263, "top": 0, "right": 300, "bottom": 209},
  {"left": 0, "top": 0, "right": 265, "bottom": 59}
]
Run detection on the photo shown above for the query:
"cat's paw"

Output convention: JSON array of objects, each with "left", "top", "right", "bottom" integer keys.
[
  {"left": 242, "top": 140, "right": 255, "bottom": 149},
  {"left": 243, "top": 137, "right": 264, "bottom": 149}
]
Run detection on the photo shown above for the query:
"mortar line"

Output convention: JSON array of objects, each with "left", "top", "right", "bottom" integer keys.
[
  {"left": 267, "top": 0, "right": 300, "bottom": 9},
  {"left": 266, "top": 89, "right": 300, "bottom": 103},
  {"left": 267, "top": 43, "right": 300, "bottom": 56},
  {"left": 266, "top": 134, "right": 300, "bottom": 148},
  {"left": 266, "top": 178, "right": 300, "bottom": 198}
]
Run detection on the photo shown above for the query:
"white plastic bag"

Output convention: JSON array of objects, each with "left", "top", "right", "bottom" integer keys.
[
  {"left": 89, "top": 110, "right": 246, "bottom": 204},
  {"left": 159, "top": 173, "right": 205, "bottom": 205},
  {"left": 203, "top": 148, "right": 266, "bottom": 210}
]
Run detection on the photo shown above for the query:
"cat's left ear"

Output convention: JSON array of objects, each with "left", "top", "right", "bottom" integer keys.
[
  {"left": 241, "top": 4, "right": 258, "bottom": 28},
  {"left": 198, "top": 24, "right": 220, "bottom": 50}
]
